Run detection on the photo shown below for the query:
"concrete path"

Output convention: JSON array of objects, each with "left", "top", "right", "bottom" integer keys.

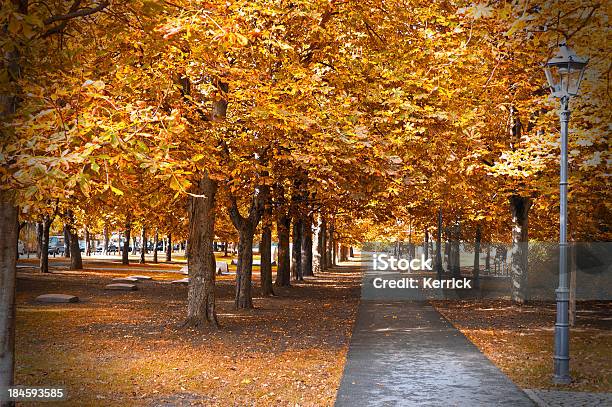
[
  {"left": 524, "top": 389, "right": 612, "bottom": 407},
  {"left": 336, "top": 300, "right": 534, "bottom": 406}
]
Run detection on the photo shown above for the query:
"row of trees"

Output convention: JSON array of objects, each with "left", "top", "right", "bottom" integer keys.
[{"left": 1, "top": 0, "right": 608, "bottom": 400}]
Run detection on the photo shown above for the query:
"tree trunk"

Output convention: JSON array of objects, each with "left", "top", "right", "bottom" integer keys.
[
  {"left": 485, "top": 243, "right": 491, "bottom": 272},
  {"left": 312, "top": 214, "right": 322, "bottom": 273},
  {"left": 166, "top": 233, "right": 172, "bottom": 262},
  {"left": 1, "top": 20, "right": 24, "bottom": 394},
  {"left": 140, "top": 226, "right": 146, "bottom": 264},
  {"left": 275, "top": 214, "right": 291, "bottom": 287},
  {"left": 122, "top": 220, "right": 131, "bottom": 265},
  {"left": 84, "top": 228, "right": 91, "bottom": 256},
  {"left": 0, "top": 202, "right": 18, "bottom": 405},
  {"left": 320, "top": 217, "right": 327, "bottom": 272},
  {"left": 509, "top": 195, "right": 532, "bottom": 304},
  {"left": 326, "top": 222, "right": 334, "bottom": 268},
  {"left": 301, "top": 215, "right": 313, "bottom": 277},
  {"left": 228, "top": 188, "right": 261, "bottom": 309},
  {"left": 36, "top": 222, "right": 43, "bottom": 259},
  {"left": 63, "top": 223, "right": 71, "bottom": 258},
  {"left": 260, "top": 224, "right": 274, "bottom": 296},
  {"left": 68, "top": 223, "right": 82, "bottom": 270},
  {"left": 102, "top": 226, "right": 109, "bottom": 256},
  {"left": 339, "top": 245, "right": 349, "bottom": 262},
  {"left": 473, "top": 224, "right": 481, "bottom": 288},
  {"left": 260, "top": 198, "right": 274, "bottom": 296},
  {"left": 424, "top": 228, "right": 429, "bottom": 261},
  {"left": 436, "top": 209, "right": 443, "bottom": 279},
  {"left": 235, "top": 225, "right": 255, "bottom": 309},
  {"left": 40, "top": 216, "right": 51, "bottom": 273},
  {"left": 451, "top": 222, "right": 461, "bottom": 278},
  {"left": 444, "top": 238, "right": 450, "bottom": 274},
  {"left": 185, "top": 176, "right": 218, "bottom": 327},
  {"left": 291, "top": 216, "right": 303, "bottom": 281},
  {"left": 153, "top": 230, "right": 159, "bottom": 264}
]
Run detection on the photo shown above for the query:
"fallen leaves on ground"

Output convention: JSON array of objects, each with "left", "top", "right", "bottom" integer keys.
[
  {"left": 432, "top": 299, "right": 612, "bottom": 392},
  {"left": 15, "top": 259, "right": 361, "bottom": 406}
]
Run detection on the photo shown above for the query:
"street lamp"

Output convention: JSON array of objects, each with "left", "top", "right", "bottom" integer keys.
[{"left": 544, "top": 43, "right": 588, "bottom": 384}]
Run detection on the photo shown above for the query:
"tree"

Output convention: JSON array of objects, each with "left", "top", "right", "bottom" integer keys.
[
  {"left": 185, "top": 176, "right": 219, "bottom": 327},
  {"left": 66, "top": 210, "right": 83, "bottom": 270},
  {"left": 0, "top": 0, "right": 112, "bottom": 399}
]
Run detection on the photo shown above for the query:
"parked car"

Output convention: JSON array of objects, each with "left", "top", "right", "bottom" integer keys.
[
  {"left": 48, "top": 246, "right": 64, "bottom": 255},
  {"left": 48, "top": 236, "right": 65, "bottom": 255}
]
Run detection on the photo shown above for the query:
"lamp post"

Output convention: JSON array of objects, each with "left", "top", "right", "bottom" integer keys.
[{"left": 543, "top": 43, "right": 588, "bottom": 384}]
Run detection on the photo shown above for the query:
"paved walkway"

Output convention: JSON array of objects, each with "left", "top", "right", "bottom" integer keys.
[
  {"left": 524, "top": 389, "right": 612, "bottom": 407},
  {"left": 335, "top": 300, "right": 534, "bottom": 406}
]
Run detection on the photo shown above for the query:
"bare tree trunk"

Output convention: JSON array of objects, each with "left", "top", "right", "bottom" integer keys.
[
  {"left": 102, "top": 226, "right": 109, "bottom": 256},
  {"left": 65, "top": 211, "right": 82, "bottom": 270},
  {"left": 424, "top": 228, "right": 429, "bottom": 260},
  {"left": 36, "top": 222, "right": 43, "bottom": 258},
  {"left": 40, "top": 216, "right": 51, "bottom": 273},
  {"left": 339, "top": 245, "right": 349, "bottom": 262},
  {"left": 235, "top": 225, "right": 255, "bottom": 309},
  {"left": 153, "top": 230, "right": 159, "bottom": 264},
  {"left": 185, "top": 176, "right": 219, "bottom": 327},
  {"left": 122, "top": 219, "right": 131, "bottom": 265},
  {"left": 301, "top": 214, "right": 313, "bottom": 277},
  {"left": 451, "top": 222, "right": 461, "bottom": 278},
  {"left": 260, "top": 192, "right": 274, "bottom": 296},
  {"left": 291, "top": 216, "right": 303, "bottom": 281},
  {"left": 327, "top": 222, "right": 335, "bottom": 267},
  {"left": 312, "top": 214, "right": 322, "bottom": 274},
  {"left": 444, "top": 238, "right": 450, "bottom": 275},
  {"left": 436, "top": 209, "right": 443, "bottom": 279},
  {"left": 68, "top": 226, "right": 82, "bottom": 270},
  {"left": 228, "top": 189, "right": 261, "bottom": 309},
  {"left": 140, "top": 226, "right": 146, "bottom": 264},
  {"left": 485, "top": 243, "right": 491, "bottom": 272},
  {"left": 84, "top": 228, "right": 91, "bottom": 256},
  {"left": 320, "top": 217, "right": 327, "bottom": 272},
  {"left": 260, "top": 225, "right": 274, "bottom": 296},
  {"left": 0, "top": 202, "right": 18, "bottom": 402},
  {"left": 166, "top": 233, "right": 172, "bottom": 262},
  {"left": 510, "top": 195, "right": 532, "bottom": 304},
  {"left": 275, "top": 213, "right": 291, "bottom": 287},
  {"left": 473, "top": 224, "right": 481, "bottom": 288},
  {"left": 63, "top": 223, "right": 71, "bottom": 258}
]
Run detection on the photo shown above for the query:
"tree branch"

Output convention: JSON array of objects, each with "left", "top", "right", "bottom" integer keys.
[
  {"left": 44, "top": 0, "right": 109, "bottom": 24},
  {"left": 42, "top": 0, "right": 109, "bottom": 37}
]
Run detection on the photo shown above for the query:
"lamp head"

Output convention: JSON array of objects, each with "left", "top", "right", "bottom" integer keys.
[{"left": 544, "top": 44, "right": 588, "bottom": 98}]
